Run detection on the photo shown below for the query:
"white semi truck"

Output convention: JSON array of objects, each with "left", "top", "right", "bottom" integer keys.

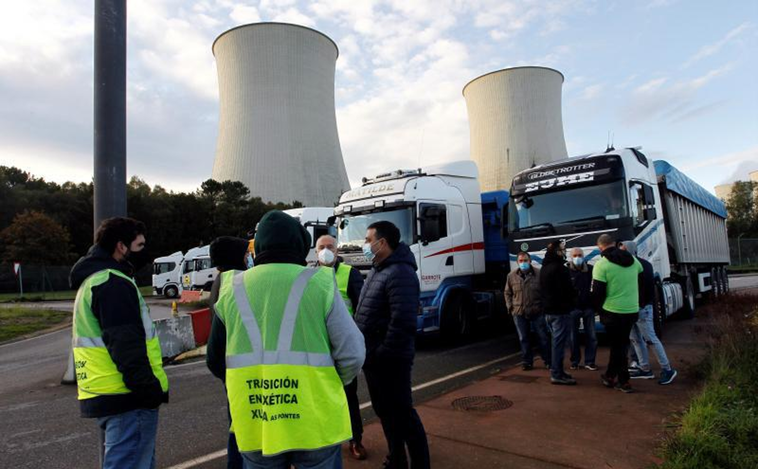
[
  {"left": 152, "top": 251, "right": 183, "bottom": 298},
  {"left": 152, "top": 245, "right": 218, "bottom": 297},
  {"left": 334, "top": 161, "right": 510, "bottom": 339},
  {"left": 507, "top": 147, "right": 730, "bottom": 333}
]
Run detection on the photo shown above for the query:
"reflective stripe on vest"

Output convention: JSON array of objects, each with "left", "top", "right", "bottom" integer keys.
[
  {"left": 335, "top": 263, "right": 353, "bottom": 314},
  {"left": 216, "top": 265, "right": 351, "bottom": 456},
  {"left": 72, "top": 268, "right": 169, "bottom": 400}
]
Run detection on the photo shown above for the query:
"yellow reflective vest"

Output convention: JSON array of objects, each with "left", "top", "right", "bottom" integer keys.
[
  {"left": 72, "top": 268, "right": 168, "bottom": 400},
  {"left": 335, "top": 263, "right": 354, "bottom": 315},
  {"left": 214, "top": 264, "right": 351, "bottom": 456}
]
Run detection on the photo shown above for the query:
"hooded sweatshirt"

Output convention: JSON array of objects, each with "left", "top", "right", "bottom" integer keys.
[
  {"left": 69, "top": 245, "right": 168, "bottom": 418},
  {"left": 568, "top": 261, "right": 594, "bottom": 310},
  {"left": 354, "top": 243, "right": 419, "bottom": 363},
  {"left": 539, "top": 249, "right": 576, "bottom": 314},
  {"left": 591, "top": 246, "right": 643, "bottom": 314}
]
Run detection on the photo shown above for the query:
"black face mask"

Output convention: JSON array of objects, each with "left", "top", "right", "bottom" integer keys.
[{"left": 126, "top": 249, "right": 151, "bottom": 273}]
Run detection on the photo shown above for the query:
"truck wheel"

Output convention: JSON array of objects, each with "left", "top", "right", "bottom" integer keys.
[
  {"left": 164, "top": 285, "right": 179, "bottom": 299},
  {"left": 653, "top": 283, "right": 665, "bottom": 338},
  {"left": 681, "top": 275, "right": 696, "bottom": 319},
  {"left": 720, "top": 267, "right": 729, "bottom": 295},
  {"left": 441, "top": 292, "right": 472, "bottom": 343}
]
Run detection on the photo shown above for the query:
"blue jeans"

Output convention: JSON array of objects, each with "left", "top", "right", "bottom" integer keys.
[
  {"left": 629, "top": 304, "right": 671, "bottom": 371},
  {"left": 546, "top": 314, "right": 572, "bottom": 379},
  {"left": 513, "top": 314, "right": 551, "bottom": 366},
  {"left": 570, "top": 308, "right": 598, "bottom": 366},
  {"left": 97, "top": 409, "right": 159, "bottom": 469},
  {"left": 242, "top": 444, "right": 342, "bottom": 469}
]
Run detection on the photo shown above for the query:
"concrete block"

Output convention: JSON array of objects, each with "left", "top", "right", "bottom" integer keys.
[{"left": 154, "top": 316, "right": 196, "bottom": 358}]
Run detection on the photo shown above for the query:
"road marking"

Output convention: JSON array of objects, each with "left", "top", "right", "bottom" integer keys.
[
  {"left": 165, "top": 352, "right": 519, "bottom": 468},
  {"left": 0, "top": 326, "right": 71, "bottom": 349}
]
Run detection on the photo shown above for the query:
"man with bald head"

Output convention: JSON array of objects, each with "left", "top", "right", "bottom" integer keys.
[
  {"left": 315, "top": 234, "right": 368, "bottom": 460},
  {"left": 568, "top": 247, "right": 598, "bottom": 371}
]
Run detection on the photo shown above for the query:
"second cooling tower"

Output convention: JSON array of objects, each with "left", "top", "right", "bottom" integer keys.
[
  {"left": 463, "top": 67, "right": 568, "bottom": 192},
  {"left": 211, "top": 23, "right": 350, "bottom": 206}
]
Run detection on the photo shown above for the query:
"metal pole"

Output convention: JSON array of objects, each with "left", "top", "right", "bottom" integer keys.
[
  {"left": 64, "top": 0, "right": 127, "bottom": 386},
  {"left": 738, "top": 233, "right": 745, "bottom": 266},
  {"left": 18, "top": 266, "right": 23, "bottom": 298},
  {"left": 93, "top": 0, "right": 127, "bottom": 231}
]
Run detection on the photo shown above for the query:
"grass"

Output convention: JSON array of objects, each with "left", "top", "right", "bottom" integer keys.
[
  {"left": 658, "top": 292, "right": 758, "bottom": 469},
  {"left": 0, "top": 307, "right": 71, "bottom": 342},
  {"left": 0, "top": 286, "right": 154, "bottom": 303}
]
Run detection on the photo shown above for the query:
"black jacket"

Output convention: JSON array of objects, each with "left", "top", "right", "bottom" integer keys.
[
  {"left": 591, "top": 246, "right": 643, "bottom": 311},
  {"left": 637, "top": 256, "right": 655, "bottom": 307},
  {"left": 539, "top": 250, "right": 575, "bottom": 314},
  {"left": 354, "top": 243, "right": 419, "bottom": 364},
  {"left": 70, "top": 245, "right": 168, "bottom": 418},
  {"left": 569, "top": 263, "right": 594, "bottom": 310}
]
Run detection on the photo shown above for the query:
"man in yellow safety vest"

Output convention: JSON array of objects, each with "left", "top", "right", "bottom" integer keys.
[
  {"left": 212, "top": 210, "right": 365, "bottom": 468},
  {"left": 315, "top": 234, "right": 367, "bottom": 460},
  {"left": 70, "top": 217, "right": 168, "bottom": 469}
]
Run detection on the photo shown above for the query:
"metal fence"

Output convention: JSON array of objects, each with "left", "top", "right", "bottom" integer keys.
[
  {"left": 729, "top": 238, "right": 758, "bottom": 267},
  {"left": 0, "top": 263, "right": 152, "bottom": 294}
]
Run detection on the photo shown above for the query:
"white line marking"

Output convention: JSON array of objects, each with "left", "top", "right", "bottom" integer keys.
[
  {"left": 164, "top": 449, "right": 227, "bottom": 469},
  {"left": 165, "top": 352, "right": 519, "bottom": 468}
]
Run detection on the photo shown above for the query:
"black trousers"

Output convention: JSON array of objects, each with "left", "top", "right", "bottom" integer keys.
[
  {"left": 600, "top": 311, "right": 639, "bottom": 385},
  {"left": 344, "top": 377, "right": 363, "bottom": 443},
  {"left": 364, "top": 359, "right": 430, "bottom": 469}
]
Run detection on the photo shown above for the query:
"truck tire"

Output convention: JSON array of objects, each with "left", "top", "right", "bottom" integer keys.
[
  {"left": 653, "top": 283, "right": 665, "bottom": 338},
  {"left": 720, "top": 267, "right": 729, "bottom": 295},
  {"left": 441, "top": 292, "right": 473, "bottom": 343},
  {"left": 164, "top": 285, "right": 179, "bottom": 299},
  {"left": 710, "top": 268, "right": 720, "bottom": 300},
  {"left": 681, "top": 275, "right": 696, "bottom": 319}
]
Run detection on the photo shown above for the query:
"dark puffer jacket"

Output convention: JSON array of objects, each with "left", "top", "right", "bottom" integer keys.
[
  {"left": 539, "top": 250, "right": 576, "bottom": 315},
  {"left": 569, "top": 263, "right": 594, "bottom": 310},
  {"left": 354, "top": 243, "right": 419, "bottom": 364}
]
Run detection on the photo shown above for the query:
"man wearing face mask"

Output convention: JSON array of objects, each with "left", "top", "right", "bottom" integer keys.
[
  {"left": 540, "top": 241, "right": 577, "bottom": 385},
  {"left": 505, "top": 251, "right": 551, "bottom": 371},
  {"left": 354, "top": 221, "right": 430, "bottom": 469},
  {"left": 315, "top": 234, "right": 367, "bottom": 460},
  {"left": 568, "top": 248, "right": 598, "bottom": 371},
  {"left": 69, "top": 217, "right": 168, "bottom": 469}
]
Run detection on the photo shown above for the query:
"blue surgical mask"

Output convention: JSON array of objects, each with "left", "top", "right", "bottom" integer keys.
[
  {"left": 362, "top": 242, "right": 376, "bottom": 262},
  {"left": 518, "top": 262, "right": 531, "bottom": 271},
  {"left": 246, "top": 253, "right": 254, "bottom": 269},
  {"left": 572, "top": 257, "right": 584, "bottom": 267}
]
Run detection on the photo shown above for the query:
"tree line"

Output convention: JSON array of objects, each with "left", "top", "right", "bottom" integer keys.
[
  {"left": 0, "top": 165, "right": 300, "bottom": 268},
  {"left": 724, "top": 181, "right": 758, "bottom": 238}
]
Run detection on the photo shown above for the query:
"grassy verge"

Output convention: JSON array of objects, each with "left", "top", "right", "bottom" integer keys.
[
  {"left": 658, "top": 292, "right": 758, "bottom": 468},
  {"left": 0, "top": 307, "right": 71, "bottom": 342},
  {"left": 0, "top": 286, "right": 154, "bottom": 303}
]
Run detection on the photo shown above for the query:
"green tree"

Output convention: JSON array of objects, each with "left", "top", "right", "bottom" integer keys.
[
  {"left": 726, "top": 181, "right": 758, "bottom": 237},
  {"left": 0, "top": 211, "right": 75, "bottom": 265}
]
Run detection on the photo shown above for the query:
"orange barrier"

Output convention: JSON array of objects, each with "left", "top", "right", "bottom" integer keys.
[
  {"left": 180, "top": 290, "right": 202, "bottom": 303},
  {"left": 188, "top": 308, "right": 212, "bottom": 346}
]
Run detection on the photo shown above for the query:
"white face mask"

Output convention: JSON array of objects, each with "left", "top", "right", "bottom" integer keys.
[{"left": 318, "top": 248, "right": 336, "bottom": 265}]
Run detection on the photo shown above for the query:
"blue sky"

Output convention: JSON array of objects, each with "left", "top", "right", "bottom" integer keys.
[{"left": 0, "top": 0, "right": 756, "bottom": 195}]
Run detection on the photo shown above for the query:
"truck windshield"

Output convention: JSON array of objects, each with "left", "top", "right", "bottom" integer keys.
[
  {"left": 509, "top": 181, "right": 628, "bottom": 232},
  {"left": 337, "top": 207, "right": 415, "bottom": 251}
]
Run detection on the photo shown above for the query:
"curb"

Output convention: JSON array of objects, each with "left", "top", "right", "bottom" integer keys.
[{"left": 0, "top": 316, "right": 72, "bottom": 346}]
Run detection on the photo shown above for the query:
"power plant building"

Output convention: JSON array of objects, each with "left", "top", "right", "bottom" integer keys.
[
  {"left": 211, "top": 23, "right": 350, "bottom": 206},
  {"left": 463, "top": 67, "right": 568, "bottom": 192}
]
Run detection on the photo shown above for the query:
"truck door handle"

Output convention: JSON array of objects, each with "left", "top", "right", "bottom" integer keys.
[{"left": 446, "top": 256, "right": 454, "bottom": 266}]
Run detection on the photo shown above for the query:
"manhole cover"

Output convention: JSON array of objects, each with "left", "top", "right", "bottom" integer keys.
[
  {"left": 499, "top": 374, "right": 540, "bottom": 384},
  {"left": 451, "top": 395, "right": 513, "bottom": 412}
]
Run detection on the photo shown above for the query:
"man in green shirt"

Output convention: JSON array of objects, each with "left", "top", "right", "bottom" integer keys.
[{"left": 591, "top": 234, "right": 643, "bottom": 393}]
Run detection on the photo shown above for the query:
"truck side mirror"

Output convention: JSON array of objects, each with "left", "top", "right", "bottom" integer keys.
[
  {"left": 327, "top": 226, "right": 337, "bottom": 237},
  {"left": 501, "top": 204, "right": 509, "bottom": 238}
]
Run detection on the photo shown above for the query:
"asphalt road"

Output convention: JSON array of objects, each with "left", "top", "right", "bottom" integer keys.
[{"left": 2, "top": 274, "right": 756, "bottom": 468}]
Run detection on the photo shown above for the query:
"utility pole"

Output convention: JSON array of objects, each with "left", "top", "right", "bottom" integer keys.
[
  {"left": 63, "top": 0, "right": 127, "bottom": 386},
  {"left": 737, "top": 233, "right": 746, "bottom": 266}
]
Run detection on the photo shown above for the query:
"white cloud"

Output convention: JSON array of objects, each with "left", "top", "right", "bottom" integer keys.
[
  {"left": 681, "top": 145, "right": 758, "bottom": 172},
  {"left": 579, "top": 84, "right": 604, "bottom": 100},
  {"left": 683, "top": 22, "right": 751, "bottom": 67},
  {"left": 229, "top": 4, "right": 261, "bottom": 23}
]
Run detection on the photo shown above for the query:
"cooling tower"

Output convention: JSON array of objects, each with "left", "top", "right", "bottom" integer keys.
[
  {"left": 211, "top": 23, "right": 350, "bottom": 206},
  {"left": 463, "top": 66, "right": 568, "bottom": 192}
]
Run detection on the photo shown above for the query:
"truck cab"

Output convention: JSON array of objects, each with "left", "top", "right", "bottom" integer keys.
[
  {"left": 282, "top": 207, "right": 334, "bottom": 264},
  {"left": 334, "top": 161, "right": 502, "bottom": 337},
  {"left": 152, "top": 251, "right": 183, "bottom": 298},
  {"left": 180, "top": 245, "right": 216, "bottom": 291}
]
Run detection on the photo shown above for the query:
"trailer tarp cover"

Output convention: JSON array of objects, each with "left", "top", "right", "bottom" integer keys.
[{"left": 654, "top": 160, "right": 727, "bottom": 218}]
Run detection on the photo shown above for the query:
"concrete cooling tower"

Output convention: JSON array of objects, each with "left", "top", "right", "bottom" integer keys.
[
  {"left": 463, "top": 66, "right": 568, "bottom": 192},
  {"left": 211, "top": 23, "right": 350, "bottom": 206}
]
